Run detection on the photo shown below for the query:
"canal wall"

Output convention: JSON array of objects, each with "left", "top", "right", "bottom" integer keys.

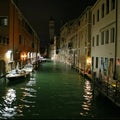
[{"left": 72, "top": 65, "right": 120, "bottom": 108}]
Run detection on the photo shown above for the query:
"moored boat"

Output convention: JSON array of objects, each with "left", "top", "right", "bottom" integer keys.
[
  {"left": 22, "top": 63, "right": 34, "bottom": 73},
  {"left": 6, "top": 69, "right": 30, "bottom": 81}
]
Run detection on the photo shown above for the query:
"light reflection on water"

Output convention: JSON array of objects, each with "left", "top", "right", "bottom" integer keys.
[
  {"left": 80, "top": 80, "right": 93, "bottom": 117},
  {"left": 18, "top": 74, "right": 37, "bottom": 116},
  {"left": 0, "top": 72, "right": 37, "bottom": 119},
  {"left": 0, "top": 62, "right": 120, "bottom": 119},
  {"left": 0, "top": 88, "right": 17, "bottom": 119}
]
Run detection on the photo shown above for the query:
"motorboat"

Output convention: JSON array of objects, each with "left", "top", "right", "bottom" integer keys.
[
  {"left": 6, "top": 69, "right": 30, "bottom": 81},
  {"left": 22, "top": 63, "right": 34, "bottom": 73}
]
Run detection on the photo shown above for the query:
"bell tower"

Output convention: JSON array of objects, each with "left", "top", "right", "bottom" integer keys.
[{"left": 49, "top": 16, "right": 55, "bottom": 44}]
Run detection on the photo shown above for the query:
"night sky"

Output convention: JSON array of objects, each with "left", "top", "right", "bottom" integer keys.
[{"left": 15, "top": 0, "right": 96, "bottom": 50}]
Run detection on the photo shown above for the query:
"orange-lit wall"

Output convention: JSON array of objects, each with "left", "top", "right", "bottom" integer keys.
[{"left": 0, "top": 0, "right": 40, "bottom": 72}]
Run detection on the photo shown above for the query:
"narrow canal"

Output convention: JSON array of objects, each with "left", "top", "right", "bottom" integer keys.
[{"left": 0, "top": 61, "right": 120, "bottom": 119}]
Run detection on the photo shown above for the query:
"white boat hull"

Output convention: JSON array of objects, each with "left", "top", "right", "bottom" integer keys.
[{"left": 6, "top": 69, "right": 30, "bottom": 81}]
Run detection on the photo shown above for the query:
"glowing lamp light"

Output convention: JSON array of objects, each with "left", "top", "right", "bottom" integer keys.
[
  {"left": 6, "top": 50, "right": 12, "bottom": 59},
  {"left": 86, "top": 57, "right": 91, "bottom": 65},
  {"left": 21, "top": 52, "right": 27, "bottom": 60}
]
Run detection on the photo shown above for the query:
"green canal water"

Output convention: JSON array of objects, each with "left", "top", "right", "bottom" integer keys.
[{"left": 0, "top": 61, "right": 120, "bottom": 119}]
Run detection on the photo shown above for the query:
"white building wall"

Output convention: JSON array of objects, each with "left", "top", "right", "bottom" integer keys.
[
  {"left": 116, "top": 0, "right": 120, "bottom": 79},
  {"left": 117, "top": 0, "right": 120, "bottom": 58},
  {"left": 91, "top": 0, "right": 116, "bottom": 80}
]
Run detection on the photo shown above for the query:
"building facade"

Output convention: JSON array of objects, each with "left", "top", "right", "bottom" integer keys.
[
  {"left": 116, "top": 0, "right": 120, "bottom": 80},
  {"left": 0, "top": 0, "right": 40, "bottom": 77},
  {"left": 91, "top": 0, "right": 117, "bottom": 81},
  {"left": 58, "top": 7, "right": 92, "bottom": 73},
  {"left": 91, "top": 0, "right": 120, "bottom": 107},
  {"left": 58, "top": 0, "right": 119, "bottom": 82},
  {"left": 49, "top": 36, "right": 60, "bottom": 61},
  {"left": 77, "top": 7, "right": 92, "bottom": 73}
]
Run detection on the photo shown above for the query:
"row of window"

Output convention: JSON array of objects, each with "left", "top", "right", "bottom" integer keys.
[
  {"left": 0, "top": 33, "right": 34, "bottom": 49},
  {"left": 19, "top": 34, "right": 34, "bottom": 48},
  {"left": 0, "top": 15, "right": 34, "bottom": 37},
  {"left": 92, "top": 27, "right": 115, "bottom": 47},
  {"left": 0, "top": 35, "right": 9, "bottom": 45},
  {"left": 93, "top": 0, "right": 115, "bottom": 25}
]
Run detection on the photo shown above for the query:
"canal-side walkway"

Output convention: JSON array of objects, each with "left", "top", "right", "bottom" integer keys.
[
  {"left": 73, "top": 66, "right": 120, "bottom": 108},
  {"left": 94, "top": 78, "right": 120, "bottom": 107}
]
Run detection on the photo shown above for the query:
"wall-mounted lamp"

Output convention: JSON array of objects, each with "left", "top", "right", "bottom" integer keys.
[
  {"left": 86, "top": 57, "right": 91, "bottom": 66},
  {"left": 21, "top": 52, "right": 27, "bottom": 60}
]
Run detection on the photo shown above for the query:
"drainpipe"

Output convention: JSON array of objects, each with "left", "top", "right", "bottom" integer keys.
[
  {"left": 12, "top": 5, "right": 15, "bottom": 70},
  {"left": 113, "top": 0, "right": 118, "bottom": 80}
]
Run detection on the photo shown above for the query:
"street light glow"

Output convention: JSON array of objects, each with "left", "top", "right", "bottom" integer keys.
[{"left": 5, "top": 50, "right": 12, "bottom": 59}]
